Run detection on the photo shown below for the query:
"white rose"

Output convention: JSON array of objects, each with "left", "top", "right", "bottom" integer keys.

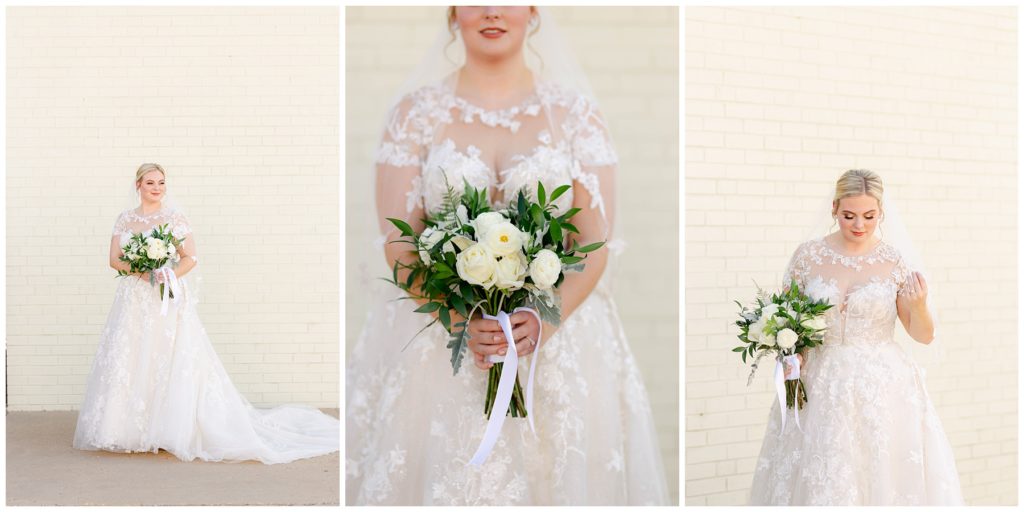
[
  {"left": 528, "top": 249, "right": 562, "bottom": 290},
  {"left": 145, "top": 238, "right": 167, "bottom": 260},
  {"left": 483, "top": 222, "right": 524, "bottom": 257},
  {"left": 776, "top": 328, "right": 798, "bottom": 349},
  {"left": 760, "top": 303, "right": 780, "bottom": 318},
  {"left": 418, "top": 228, "right": 444, "bottom": 265},
  {"left": 167, "top": 243, "right": 176, "bottom": 256},
  {"left": 456, "top": 243, "right": 497, "bottom": 289},
  {"left": 494, "top": 251, "right": 529, "bottom": 290},
  {"left": 801, "top": 316, "right": 827, "bottom": 331},
  {"left": 472, "top": 211, "right": 507, "bottom": 241}
]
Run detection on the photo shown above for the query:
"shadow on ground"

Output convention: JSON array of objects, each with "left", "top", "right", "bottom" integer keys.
[{"left": 6, "top": 409, "right": 340, "bottom": 505}]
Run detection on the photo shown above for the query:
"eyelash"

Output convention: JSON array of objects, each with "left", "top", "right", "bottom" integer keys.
[{"left": 843, "top": 216, "right": 874, "bottom": 220}]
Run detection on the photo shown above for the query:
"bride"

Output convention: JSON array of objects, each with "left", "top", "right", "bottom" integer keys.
[
  {"left": 73, "top": 163, "right": 339, "bottom": 464},
  {"left": 346, "top": 6, "right": 669, "bottom": 505},
  {"left": 749, "top": 169, "right": 963, "bottom": 505}
]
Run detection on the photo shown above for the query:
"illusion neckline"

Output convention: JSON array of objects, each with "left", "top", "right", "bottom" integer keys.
[{"left": 820, "top": 236, "right": 883, "bottom": 259}]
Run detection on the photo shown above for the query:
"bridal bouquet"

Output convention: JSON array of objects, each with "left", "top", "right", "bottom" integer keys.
[
  {"left": 117, "top": 223, "right": 185, "bottom": 299},
  {"left": 733, "top": 281, "right": 831, "bottom": 413},
  {"left": 386, "top": 179, "right": 603, "bottom": 420}
]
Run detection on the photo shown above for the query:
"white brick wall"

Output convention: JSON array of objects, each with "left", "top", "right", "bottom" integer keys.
[
  {"left": 345, "top": 6, "right": 679, "bottom": 503},
  {"left": 7, "top": 7, "right": 339, "bottom": 410},
  {"left": 686, "top": 7, "right": 1016, "bottom": 506}
]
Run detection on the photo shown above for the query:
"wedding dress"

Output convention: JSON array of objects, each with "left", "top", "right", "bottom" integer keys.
[
  {"left": 749, "top": 237, "right": 963, "bottom": 505},
  {"left": 345, "top": 78, "right": 669, "bottom": 505},
  {"left": 73, "top": 207, "right": 339, "bottom": 464}
]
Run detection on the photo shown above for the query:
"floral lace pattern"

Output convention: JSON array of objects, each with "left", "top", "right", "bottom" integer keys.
[
  {"left": 73, "top": 209, "right": 340, "bottom": 464},
  {"left": 749, "top": 238, "right": 963, "bottom": 505},
  {"left": 375, "top": 80, "right": 617, "bottom": 219}
]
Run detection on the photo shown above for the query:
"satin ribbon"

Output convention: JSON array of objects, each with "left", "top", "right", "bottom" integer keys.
[
  {"left": 467, "top": 306, "right": 543, "bottom": 466},
  {"left": 155, "top": 267, "right": 181, "bottom": 316},
  {"left": 774, "top": 353, "right": 803, "bottom": 435}
]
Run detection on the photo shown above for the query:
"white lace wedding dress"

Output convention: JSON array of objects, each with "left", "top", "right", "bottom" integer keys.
[
  {"left": 346, "top": 79, "right": 669, "bottom": 505},
  {"left": 73, "top": 207, "right": 339, "bottom": 464},
  {"left": 749, "top": 237, "right": 963, "bottom": 505}
]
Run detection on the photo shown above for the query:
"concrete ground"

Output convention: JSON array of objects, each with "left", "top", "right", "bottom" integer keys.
[{"left": 7, "top": 410, "right": 339, "bottom": 506}]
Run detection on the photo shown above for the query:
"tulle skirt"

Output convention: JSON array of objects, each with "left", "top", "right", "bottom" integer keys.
[
  {"left": 749, "top": 341, "right": 963, "bottom": 505},
  {"left": 73, "top": 277, "right": 339, "bottom": 464},
  {"left": 346, "top": 283, "right": 669, "bottom": 505}
]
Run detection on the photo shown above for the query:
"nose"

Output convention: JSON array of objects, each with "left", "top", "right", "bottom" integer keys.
[{"left": 483, "top": 7, "right": 501, "bottom": 20}]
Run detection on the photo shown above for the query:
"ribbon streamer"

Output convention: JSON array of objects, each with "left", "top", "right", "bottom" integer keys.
[
  {"left": 774, "top": 353, "right": 804, "bottom": 435},
  {"left": 468, "top": 306, "right": 543, "bottom": 466},
  {"left": 155, "top": 267, "right": 181, "bottom": 316}
]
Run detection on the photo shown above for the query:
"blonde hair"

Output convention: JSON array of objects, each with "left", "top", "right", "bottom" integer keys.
[
  {"left": 135, "top": 163, "right": 166, "bottom": 183},
  {"left": 832, "top": 169, "right": 883, "bottom": 216}
]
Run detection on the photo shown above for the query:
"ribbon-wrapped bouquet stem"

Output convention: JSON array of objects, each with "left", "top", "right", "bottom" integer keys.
[
  {"left": 734, "top": 281, "right": 832, "bottom": 433},
  {"left": 117, "top": 224, "right": 185, "bottom": 315},
  {"left": 386, "top": 178, "right": 603, "bottom": 464}
]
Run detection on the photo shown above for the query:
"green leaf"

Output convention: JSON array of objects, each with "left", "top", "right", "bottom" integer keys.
[
  {"left": 559, "top": 207, "right": 581, "bottom": 221},
  {"left": 576, "top": 241, "right": 605, "bottom": 253},
  {"left": 549, "top": 184, "right": 571, "bottom": 204},
  {"left": 560, "top": 255, "right": 584, "bottom": 265},
  {"left": 415, "top": 302, "right": 441, "bottom": 313},
  {"left": 438, "top": 306, "right": 451, "bottom": 332},
  {"left": 446, "top": 323, "right": 470, "bottom": 375},
  {"left": 549, "top": 218, "right": 563, "bottom": 243},
  {"left": 451, "top": 293, "right": 468, "bottom": 318},
  {"left": 537, "top": 181, "right": 546, "bottom": 207},
  {"left": 387, "top": 218, "right": 414, "bottom": 238},
  {"left": 732, "top": 347, "right": 745, "bottom": 352},
  {"left": 560, "top": 222, "right": 579, "bottom": 234}
]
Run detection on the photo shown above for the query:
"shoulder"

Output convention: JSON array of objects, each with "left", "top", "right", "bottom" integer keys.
[
  {"left": 875, "top": 240, "right": 902, "bottom": 263},
  {"left": 114, "top": 208, "right": 134, "bottom": 224},
  {"left": 537, "top": 81, "right": 602, "bottom": 116},
  {"left": 793, "top": 237, "right": 823, "bottom": 256},
  {"left": 389, "top": 83, "right": 449, "bottom": 117}
]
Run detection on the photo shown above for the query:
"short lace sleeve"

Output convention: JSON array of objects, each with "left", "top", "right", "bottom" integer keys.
[
  {"left": 375, "top": 90, "right": 438, "bottom": 169},
  {"left": 893, "top": 253, "right": 912, "bottom": 297},
  {"left": 566, "top": 95, "right": 618, "bottom": 168},
  {"left": 111, "top": 210, "right": 129, "bottom": 237},
  {"left": 783, "top": 241, "right": 812, "bottom": 290},
  {"left": 564, "top": 92, "right": 617, "bottom": 231},
  {"left": 168, "top": 210, "right": 192, "bottom": 239}
]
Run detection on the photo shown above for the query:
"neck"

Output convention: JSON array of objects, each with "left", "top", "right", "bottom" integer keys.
[
  {"left": 457, "top": 53, "right": 534, "bottom": 107},
  {"left": 829, "top": 232, "right": 874, "bottom": 255},
  {"left": 140, "top": 199, "right": 162, "bottom": 214}
]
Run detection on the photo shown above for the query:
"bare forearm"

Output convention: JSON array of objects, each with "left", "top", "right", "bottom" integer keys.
[
  {"left": 555, "top": 245, "right": 608, "bottom": 323},
  {"left": 907, "top": 305, "right": 935, "bottom": 344}
]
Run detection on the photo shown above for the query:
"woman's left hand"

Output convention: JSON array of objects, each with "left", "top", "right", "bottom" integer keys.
[
  {"left": 469, "top": 310, "right": 544, "bottom": 369},
  {"left": 154, "top": 269, "right": 167, "bottom": 284},
  {"left": 904, "top": 271, "right": 929, "bottom": 310}
]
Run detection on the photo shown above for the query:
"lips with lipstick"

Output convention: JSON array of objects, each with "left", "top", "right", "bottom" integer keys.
[{"left": 480, "top": 26, "right": 506, "bottom": 39}]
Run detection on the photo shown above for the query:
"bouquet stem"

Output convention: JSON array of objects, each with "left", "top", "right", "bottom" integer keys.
[
  {"left": 484, "top": 362, "right": 528, "bottom": 419},
  {"left": 785, "top": 378, "right": 808, "bottom": 409}
]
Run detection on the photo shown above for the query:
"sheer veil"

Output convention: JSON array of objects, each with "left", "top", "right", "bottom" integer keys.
[{"left": 798, "top": 180, "right": 944, "bottom": 370}]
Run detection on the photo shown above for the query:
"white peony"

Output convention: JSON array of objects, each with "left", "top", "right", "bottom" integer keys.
[
  {"left": 748, "top": 316, "right": 767, "bottom": 342},
  {"left": 145, "top": 238, "right": 168, "bottom": 260},
  {"left": 528, "top": 249, "right": 562, "bottom": 290},
  {"left": 776, "top": 328, "right": 798, "bottom": 349},
  {"left": 456, "top": 243, "right": 497, "bottom": 289},
  {"left": 418, "top": 228, "right": 445, "bottom": 265},
  {"left": 472, "top": 211, "right": 507, "bottom": 241},
  {"left": 801, "top": 316, "right": 827, "bottom": 331},
  {"left": 483, "top": 222, "right": 524, "bottom": 257},
  {"left": 494, "top": 251, "right": 529, "bottom": 290},
  {"left": 451, "top": 235, "right": 474, "bottom": 252}
]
